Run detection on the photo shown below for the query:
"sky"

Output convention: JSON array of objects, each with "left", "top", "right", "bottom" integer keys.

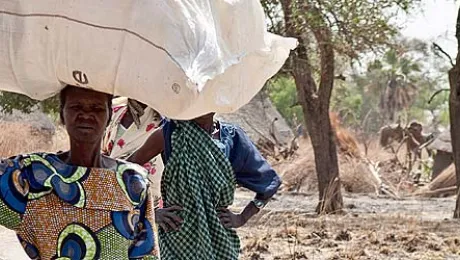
[{"left": 401, "top": 0, "right": 459, "bottom": 58}]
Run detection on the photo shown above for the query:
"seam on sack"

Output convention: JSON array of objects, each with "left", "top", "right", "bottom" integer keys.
[{"left": 0, "top": 10, "right": 184, "bottom": 72}]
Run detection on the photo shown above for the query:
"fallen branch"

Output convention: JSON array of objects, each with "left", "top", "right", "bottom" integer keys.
[
  {"left": 414, "top": 186, "right": 457, "bottom": 198},
  {"left": 417, "top": 135, "right": 436, "bottom": 151},
  {"left": 361, "top": 157, "right": 400, "bottom": 199}
]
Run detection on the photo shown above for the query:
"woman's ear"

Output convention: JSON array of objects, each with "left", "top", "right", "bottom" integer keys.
[
  {"left": 106, "top": 108, "right": 113, "bottom": 127},
  {"left": 60, "top": 110, "right": 65, "bottom": 125}
]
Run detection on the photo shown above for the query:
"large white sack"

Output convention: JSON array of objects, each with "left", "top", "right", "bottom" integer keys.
[{"left": 0, "top": 0, "right": 297, "bottom": 119}]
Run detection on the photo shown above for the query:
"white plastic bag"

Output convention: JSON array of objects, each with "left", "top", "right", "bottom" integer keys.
[{"left": 0, "top": 0, "right": 297, "bottom": 119}]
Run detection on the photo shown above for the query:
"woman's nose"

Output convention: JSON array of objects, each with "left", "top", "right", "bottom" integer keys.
[{"left": 77, "top": 108, "right": 95, "bottom": 118}]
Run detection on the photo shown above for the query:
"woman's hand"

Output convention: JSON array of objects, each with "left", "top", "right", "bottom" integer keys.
[
  {"left": 155, "top": 206, "right": 183, "bottom": 232},
  {"left": 218, "top": 208, "right": 246, "bottom": 229}
]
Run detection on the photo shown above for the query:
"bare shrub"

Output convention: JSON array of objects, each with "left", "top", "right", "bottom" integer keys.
[{"left": 0, "top": 122, "right": 68, "bottom": 158}]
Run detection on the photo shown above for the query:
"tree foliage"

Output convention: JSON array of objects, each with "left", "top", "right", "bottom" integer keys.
[
  {"left": 330, "top": 38, "right": 450, "bottom": 132},
  {"left": 262, "top": 0, "right": 419, "bottom": 60},
  {"left": 262, "top": 0, "right": 420, "bottom": 214},
  {"left": 0, "top": 91, "right": 60, "bottom": 116},
  {"left": 266, "top": 77, "right": 303, "bottom": 126}
]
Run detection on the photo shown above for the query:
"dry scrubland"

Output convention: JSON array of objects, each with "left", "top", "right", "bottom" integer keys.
[{"left": 0, "top": 121, "right": 460, "bottom": 259}]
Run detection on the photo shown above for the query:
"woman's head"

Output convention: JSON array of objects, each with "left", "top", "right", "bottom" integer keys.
[{"left": 60, "top": 85, "right": 113, "bottom": 143}]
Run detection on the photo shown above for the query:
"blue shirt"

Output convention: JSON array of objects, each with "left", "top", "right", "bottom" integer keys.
[{"left": 161, "top": 119, "right": 281, "bottom": 200}]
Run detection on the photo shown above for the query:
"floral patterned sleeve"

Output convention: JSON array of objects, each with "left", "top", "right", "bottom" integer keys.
[{"left": 0, "top": 156, "right": 29, "bottom": 231}]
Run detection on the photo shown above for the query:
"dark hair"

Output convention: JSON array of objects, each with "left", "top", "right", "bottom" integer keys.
[{"left": 59, "top": 85, "right": 113, "bottom": 124}]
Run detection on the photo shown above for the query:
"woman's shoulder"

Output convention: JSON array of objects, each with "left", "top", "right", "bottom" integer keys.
[
  {"left": 218, "top": 121, "right": 247, "bottom": 139},
  {"left": 8, "top": 153, "right": 148, "bottom": 182},
  {"left": 1, "top": 152, "right": 55, "bottom": 166}
]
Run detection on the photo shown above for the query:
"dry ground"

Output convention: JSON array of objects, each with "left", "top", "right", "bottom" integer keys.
[
  {"left": 235, "top": 190, "right": 460, "bottom": 260},
  {"left": 1, "top": 121, "right": 460, "bottom": 259},
  {"left": 1, "top": 191, "right": 460, "bottom": 259}
]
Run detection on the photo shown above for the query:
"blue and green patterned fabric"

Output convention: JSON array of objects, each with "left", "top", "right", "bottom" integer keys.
[{"left": 0, "top": 153, "right": 159, "bottom": 260}]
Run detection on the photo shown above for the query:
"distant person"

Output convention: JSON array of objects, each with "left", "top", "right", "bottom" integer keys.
[
  {"left": 0, "top": 86, "right": 159, "bottom": 259},
  {"left": 128, "top": 113, "right": 281, "bottom": 260},
  {"left": 103, "top": 97, "right": 164, "bottom": 207}
]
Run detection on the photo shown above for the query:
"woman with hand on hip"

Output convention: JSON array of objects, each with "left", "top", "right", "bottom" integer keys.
[{"left": 129, "top": 113, "right": 281, "bottom": 260}]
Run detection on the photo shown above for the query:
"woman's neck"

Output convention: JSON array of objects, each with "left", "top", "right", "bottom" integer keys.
[
  {"left": 120, "top": 112, "right": 134, "bottom": 128},
  {"left": 67, "top": 139, "right": 103, "bottom": 167},
  {"left": 194, "top": 119, "right": 214, "bottom": 134}
]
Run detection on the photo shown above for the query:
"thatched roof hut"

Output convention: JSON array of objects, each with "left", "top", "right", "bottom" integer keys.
[{"left": 216, "top": 92, "right": 294, "bottom": 146}]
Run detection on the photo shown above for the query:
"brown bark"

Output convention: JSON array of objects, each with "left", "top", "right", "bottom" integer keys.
[
  {"left": 449, "top": 7, "right": 460, "bottom": 219},
  {"left": 281, "top": 0, "right": 343, "bottom": 214}
]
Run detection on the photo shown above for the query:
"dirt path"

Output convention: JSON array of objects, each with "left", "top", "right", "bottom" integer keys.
[
  {"left": 235, "top": 190, "right": 456, "bottom": 221},
  {"left": 1, "top": 191, "right": 459, "bottom": 259}
]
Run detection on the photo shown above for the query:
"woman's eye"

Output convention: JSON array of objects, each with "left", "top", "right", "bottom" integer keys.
[
  {"left": 92, "top": 107, "right": 105, "bottom": 112},
  {"left": 70, "top": 105, "right": 81, "bottom": 110}
]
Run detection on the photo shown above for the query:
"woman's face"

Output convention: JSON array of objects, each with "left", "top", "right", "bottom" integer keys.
[{"left": 62, "top": 87, "right": 110, "bottom": 144}]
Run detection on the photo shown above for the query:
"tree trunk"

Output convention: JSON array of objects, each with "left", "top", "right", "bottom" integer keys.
[
  {"left": 449, "top": 7, "right": 460, "bottom": 218},
  {"left": 449, "top": 67, "right": 460, "bottom": 218},
  {"left": 281, "top": 0, "right": 343, "bottom": 214},
  {"left": 291, "top": 56, "right": 343, "bottom": 214},
  {"left": 304, "top": 98, "right": 343, "bottom": 214}
]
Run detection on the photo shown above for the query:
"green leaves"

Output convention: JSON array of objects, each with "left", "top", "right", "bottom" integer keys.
[
  {"left": 329, "top": 38, "right": 450, "bottom": 131},
  {"left": 267, "top": 77, "right": 304, "bottom": 126},
  {"left": 0, "top": 92, "right": 59, "bottom": 116}
]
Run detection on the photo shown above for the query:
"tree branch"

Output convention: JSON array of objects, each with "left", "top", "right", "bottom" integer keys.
[
  {"left": 262, "top": 1, "right": 281, "bottom": 35},
  {"left": 428, "top": 88, "right": 450, "bottom": 104},
  {"left": 280, "top": 0, "right": 318, "bottom": 101},
  {"left": 432, "top": 42, "right": 455, "bottom": 67},
  {"left": 307, "top": 5, "right": 335, "bottom": 106}
]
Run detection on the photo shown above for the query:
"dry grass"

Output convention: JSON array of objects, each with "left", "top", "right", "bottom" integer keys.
[
  {"left": 330, "top": 112, "right": 361, "bottom": 159},
  {"left": 275, "top": 138, "right": 317, "bottom": 193},
  {"left": 239, "top": 210, "right": 460, "bottom": 260},
  {"left": 277, "top": 137, "right": 404, "bottom": 195},
  {"left": 0, "top": 121, "right": 68, "bottom": 157},
  {"left": 339, "top": 158, "right": 380, "bottom": 194},
  {"left": 276, "top": 112, "right": 414, "bottom": 197}
]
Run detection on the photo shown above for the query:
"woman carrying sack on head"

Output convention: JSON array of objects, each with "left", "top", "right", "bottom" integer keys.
[
  {"left": 129, "top": 112, "right": 281, "bottom": 260},
  {"left": 0, "top": 86, "right": 159, "bottom": 260}
]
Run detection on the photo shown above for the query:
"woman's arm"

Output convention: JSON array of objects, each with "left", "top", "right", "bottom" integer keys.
[
  {"left": 218, "top": 201, "right": 262, "bottom": 229},
  {"left": 232, "top": 127, "right": 281, "bottom": 199},
  {"left": 127, "top": 128, "right": 165, "bottom": 165},
  {"left": 219, "top": 126, "right": 281, "bottom": 228}
]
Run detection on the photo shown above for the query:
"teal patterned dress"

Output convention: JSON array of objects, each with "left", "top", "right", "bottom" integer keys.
[{"left": 0, "top": 153, "right": 159, "bottom": 260}]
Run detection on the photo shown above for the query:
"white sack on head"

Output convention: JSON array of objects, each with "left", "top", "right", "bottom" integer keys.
[{"left": 0, "top": 0, "right": 297, "bottom": 119}]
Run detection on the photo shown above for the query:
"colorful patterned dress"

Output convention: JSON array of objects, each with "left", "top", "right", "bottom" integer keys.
[{"left": 0, "top": 153, "right": 159, "bottom": 260}]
